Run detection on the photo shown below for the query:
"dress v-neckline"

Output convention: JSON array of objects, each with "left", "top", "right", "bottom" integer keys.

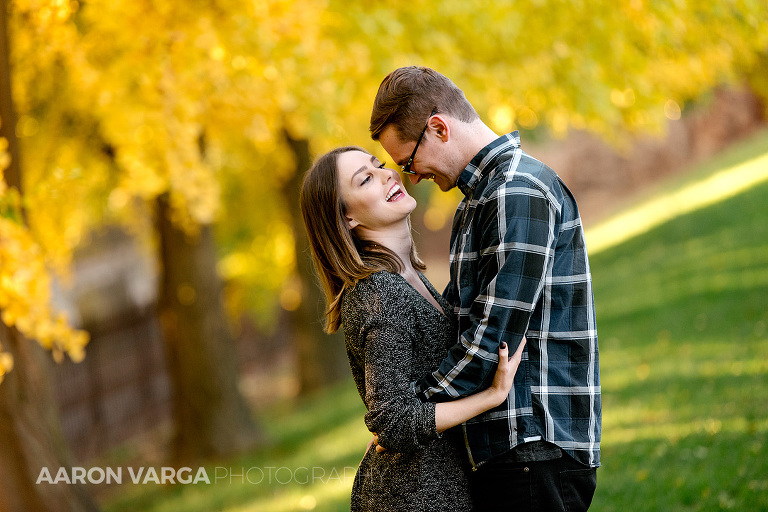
[{"left": 397, "top": 272, "right": 449, "bottom": 318}]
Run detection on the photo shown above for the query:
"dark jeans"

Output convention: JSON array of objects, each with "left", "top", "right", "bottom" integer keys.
[{"left": 468, "top": 445, "right": 597, "bottom": 511}]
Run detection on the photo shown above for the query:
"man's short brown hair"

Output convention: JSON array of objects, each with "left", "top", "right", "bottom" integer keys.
[{"left": 369, "top": 66, "right": 479, "bottom": 142}]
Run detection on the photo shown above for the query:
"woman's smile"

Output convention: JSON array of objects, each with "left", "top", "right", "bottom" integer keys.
[
  {"left": 386, "top": 183, "right": 405, "bottom": 202},
  {"left": 337, "top": 150, "right": 417, "bottom": 233}
]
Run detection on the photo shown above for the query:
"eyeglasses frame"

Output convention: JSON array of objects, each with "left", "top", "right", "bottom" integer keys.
[{"left": 400, "top": 107, "right": 439, "bottom": 175}]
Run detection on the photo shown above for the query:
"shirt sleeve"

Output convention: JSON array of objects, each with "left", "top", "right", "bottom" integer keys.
[
  {"left": 357, "top": 281, "right": 441, "bottom": 453},
  {"left": 417, "top": 176, "right": 557, "bottom": 399}
]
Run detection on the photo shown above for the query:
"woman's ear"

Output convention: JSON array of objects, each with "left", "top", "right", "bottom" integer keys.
[{"left": 346, "top": 216, "right": 359, "bottom": 229}]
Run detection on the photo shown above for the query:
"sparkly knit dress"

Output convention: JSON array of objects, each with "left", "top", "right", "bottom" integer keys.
[{"left": 341, "top": 271, "right": 472, "bottom": 512}]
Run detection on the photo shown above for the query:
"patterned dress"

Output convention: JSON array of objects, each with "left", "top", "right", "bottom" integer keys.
[{"left": 341, "top": 271, "right": 472, "bottom": 512}]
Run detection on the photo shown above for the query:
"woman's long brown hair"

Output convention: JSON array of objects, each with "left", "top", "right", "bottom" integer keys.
[{"left": 299, "top": 146, "right": 425, "bottom": 333}]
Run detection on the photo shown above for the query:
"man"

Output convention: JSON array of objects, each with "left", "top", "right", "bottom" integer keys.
[{"left": 369, "top": 66, "right": 601, "bottom": 511}]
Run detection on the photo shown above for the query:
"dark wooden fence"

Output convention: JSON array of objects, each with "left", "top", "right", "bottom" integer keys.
[{"left": 52, "top": 307, "right": 171, "bottom": 462}]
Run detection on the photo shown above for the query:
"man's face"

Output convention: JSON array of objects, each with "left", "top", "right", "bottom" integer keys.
[{"left": 378, "top": 123, "right": 460, "bottom": 192}]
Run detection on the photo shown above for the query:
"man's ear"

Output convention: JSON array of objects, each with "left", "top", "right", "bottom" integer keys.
[{"left": 428, "top": 114, "right": 450, "bottom": 141}]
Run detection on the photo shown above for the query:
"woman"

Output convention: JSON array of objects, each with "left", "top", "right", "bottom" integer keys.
[{"left": 300, "top": 146, "right": 525, "bottom": 511}]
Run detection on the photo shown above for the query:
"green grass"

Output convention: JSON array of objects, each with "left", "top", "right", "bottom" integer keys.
[
  {"left": 103, "top": 383, "right": 370, "bottom": 512},
  {"left": 588, "top": 129, "right": 768, "bottom": 511},
  {"left": 103, "top": 129, "right": 768, "bottom": 511}
]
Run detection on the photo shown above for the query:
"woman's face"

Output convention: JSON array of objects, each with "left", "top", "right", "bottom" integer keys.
[{"left": 337, "top": 150, "right": 417, "bottom": 234}]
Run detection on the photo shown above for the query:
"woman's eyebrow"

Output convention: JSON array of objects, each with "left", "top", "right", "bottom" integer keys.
[{"left": 351, "top": 156, "right": 378, "bottom": 182}]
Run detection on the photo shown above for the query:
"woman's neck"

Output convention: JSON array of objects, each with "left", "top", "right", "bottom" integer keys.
[{"left": 358, "top": 226, "right": 416, "bottom": 275}]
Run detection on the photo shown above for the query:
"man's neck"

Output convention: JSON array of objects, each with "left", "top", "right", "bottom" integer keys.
[{"left": 459, "top": 119, "right": 499, "bottom": 169}]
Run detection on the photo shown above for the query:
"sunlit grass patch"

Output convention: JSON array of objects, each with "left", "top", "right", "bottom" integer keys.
[{"left": 586, "top": 129, "right": 768, "bottom": 255}]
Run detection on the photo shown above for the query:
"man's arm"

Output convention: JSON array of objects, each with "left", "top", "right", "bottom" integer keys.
[{"left": 417, "top": 175, "right": 557, "bottom": 400}]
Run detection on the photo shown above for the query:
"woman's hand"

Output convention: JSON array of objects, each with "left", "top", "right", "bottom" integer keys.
[
  {"left": 372, "top": 433, "right": 386, "bottom": 454},
  {"left": 487, "top": 337, "right": 526, "bottom": 406},
  {"left": 365, "top": 435, "right": 376, "bottom": 454},
  {"left": 364, "top": 433, "right": 387, "bottom": 454},
  {"left": 432, "top": 337, "right": 527, "bottom": 433}
]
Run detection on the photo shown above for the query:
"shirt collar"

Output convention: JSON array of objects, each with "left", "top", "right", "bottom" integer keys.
[{"left": 457, "top": 131, "right": 521, "bottom": 197}]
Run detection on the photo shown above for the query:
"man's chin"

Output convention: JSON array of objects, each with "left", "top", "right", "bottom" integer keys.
[{"left": 437, "top": 180, "right": 456, "bottom": 192}]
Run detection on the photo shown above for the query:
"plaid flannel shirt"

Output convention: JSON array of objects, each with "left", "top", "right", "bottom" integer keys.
[{"left": 415, "top": 132, "right": 601, "bottom": 469}]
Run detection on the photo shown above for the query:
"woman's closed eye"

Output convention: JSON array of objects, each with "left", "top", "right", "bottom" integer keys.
[{"left": 360, "top": 162, "right": 386, "bottom": 185}]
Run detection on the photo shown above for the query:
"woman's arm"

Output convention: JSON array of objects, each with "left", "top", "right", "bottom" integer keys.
[
  {"left": 373, "top": 338, "right": 525, "bottom": 452},
  {"left": 354, "top": 274, "right": 525, "bottom": 453},
  {"left": 357, "top": 279, "right": 445, "bottom": 453},
  {"left": 434, "top": 337, "right": 525, "bottom": 432}
]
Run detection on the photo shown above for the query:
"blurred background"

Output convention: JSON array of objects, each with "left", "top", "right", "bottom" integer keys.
[{"left": 1, "top": 1, "right": 767, "bottom": 511}]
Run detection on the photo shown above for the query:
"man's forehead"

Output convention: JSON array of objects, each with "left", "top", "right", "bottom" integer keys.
[{"left": 379, "top": 126, "right": 412, "bottom": 162}]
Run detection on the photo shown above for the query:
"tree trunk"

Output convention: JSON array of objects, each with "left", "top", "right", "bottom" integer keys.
[
  {"left": 283, "top": 133, "right": 348, "bottom": 395},
  {"left": 0, "top": 3, "right": 98, "bottom": 509},
  {"left": 0, "top": 326, "right": 100, "bottom": 512},
  {"left": 156, "top": 195, "right": 259, "bottom": 463},
  {"left": 0, "top": 0, "right": 20, "bottom": 195}
]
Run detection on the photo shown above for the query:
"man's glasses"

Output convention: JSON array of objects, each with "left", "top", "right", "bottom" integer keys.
[{"left": 401, "top": 107, "right": 438, "bottom": 175}]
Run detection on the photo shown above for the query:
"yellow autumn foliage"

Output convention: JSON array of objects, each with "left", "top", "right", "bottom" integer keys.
[
  {"left": 3, "top": 0, "right": 767, "bottom": 366},
  {"left": 0, "top": 155, "right": 89, "bottom": 382}
]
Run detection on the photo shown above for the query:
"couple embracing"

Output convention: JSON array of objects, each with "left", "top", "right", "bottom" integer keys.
[{"left": 300, "top": 66, "right": 601, "bottom": 512}]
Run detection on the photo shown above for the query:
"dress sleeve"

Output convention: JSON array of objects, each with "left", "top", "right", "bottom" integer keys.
[{"left": 357, "top": 279, "right": 441, "bottom": 453}]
